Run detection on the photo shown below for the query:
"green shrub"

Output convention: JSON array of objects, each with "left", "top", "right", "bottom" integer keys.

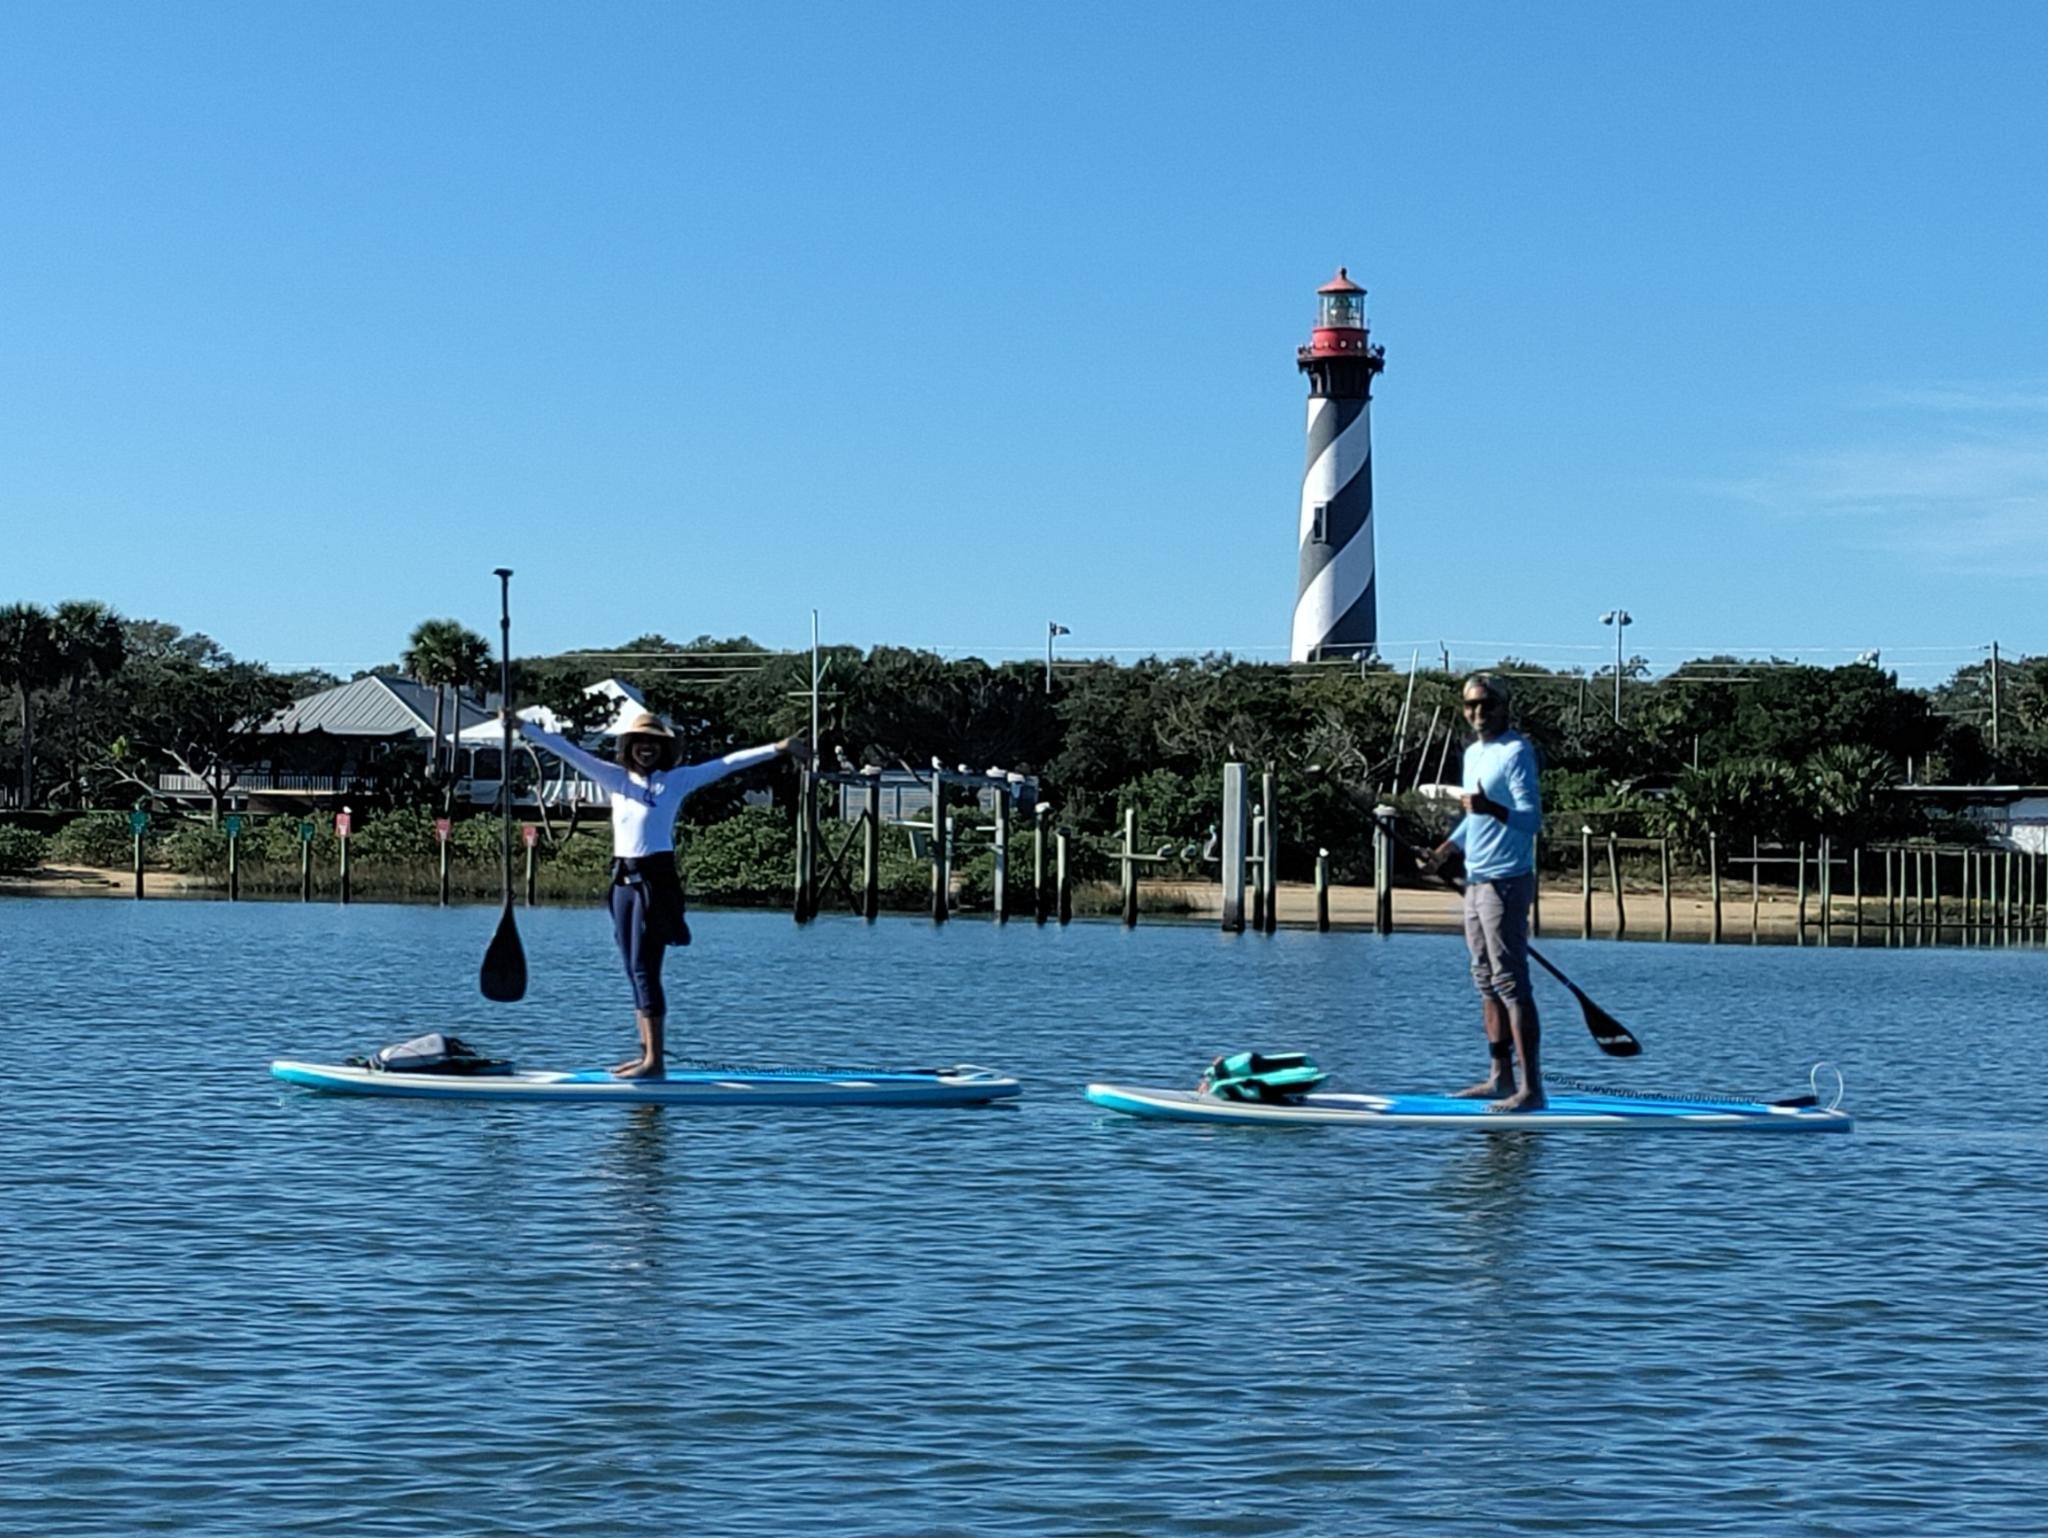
[
  {"left": 50, "top": 813, "right": 148, "bottom": 868},
  {"left": 245, "top": 814, "right": 335, "bottom": 866},
  {"left": 347, "top": 806, "right": 441, "bottom": 864},
  {"left": 0, "top": 825, "right": 49, "bottom": 874},
  {"left": 681, "top": 808, "right": 795, "bottom": 902},
  {"left": 161, "top": 823, "right": 229, "bottom": 876}
]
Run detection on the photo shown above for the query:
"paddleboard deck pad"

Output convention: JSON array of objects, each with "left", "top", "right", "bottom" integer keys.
[
  {"left": 274, "top": 1060, "right": 1020, "bottom": 1108},
  {"left": 1084, "top": 1075, "right": 1851, "bottom": 1133}
]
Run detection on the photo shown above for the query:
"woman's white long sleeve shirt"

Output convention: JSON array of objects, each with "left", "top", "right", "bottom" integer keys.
[{"left": 519, "top": 724, "right": 779, "bottom": 858}]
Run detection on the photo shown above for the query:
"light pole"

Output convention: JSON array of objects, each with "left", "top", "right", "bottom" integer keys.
[
  {"left": 1599, "top": 610, "right": 1632, "bottom": 724},
  {"left": 1045, "top": 621, "right": 1069, "bottom": 695}
]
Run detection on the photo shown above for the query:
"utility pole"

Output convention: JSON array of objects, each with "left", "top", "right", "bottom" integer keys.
[
  {"left": 1990, "top": 641, "right": 2002, "bottom": 753},
  {"left": 1046, "top": 621, "right": 1069, "bottom": 695},
  {"left": 1600, "top": 610, "right": 1632, "bottom": 724}
]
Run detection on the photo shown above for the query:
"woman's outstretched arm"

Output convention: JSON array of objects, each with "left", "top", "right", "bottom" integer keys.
[{"left": 516, "top": 718, "right": 632, "bottom": 798}]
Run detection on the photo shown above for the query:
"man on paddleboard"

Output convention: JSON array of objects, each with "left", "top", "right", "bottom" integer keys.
[
  {"left": 1426, "top": 674, "right": 1545, "bottom": 1111},
  {"left": 513, "top": 708, "right": 805, "bottom": 1078}
]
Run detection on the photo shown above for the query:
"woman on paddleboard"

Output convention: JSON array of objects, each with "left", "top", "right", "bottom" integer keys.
[
  {"left": 514, "top": 708, "right": 805, "bottom": 1078},
  {"left": 1425, "top": 674, "right": 1545, "bottom": 1112}
]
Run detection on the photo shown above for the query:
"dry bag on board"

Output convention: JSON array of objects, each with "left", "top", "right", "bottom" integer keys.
[
  {"left": 350, "top": 1033, "right": 513, "bottom": 1076},
  {"left": 1199, "top": 1051, "right": 1328, "bottom": 1103}
]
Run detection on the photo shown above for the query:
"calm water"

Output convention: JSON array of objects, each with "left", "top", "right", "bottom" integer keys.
[{"left": 3, "top": 897, "right": 2043, "bottom": 1536}]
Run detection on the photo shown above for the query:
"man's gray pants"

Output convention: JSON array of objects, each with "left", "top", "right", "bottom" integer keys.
[{"left": 1463, "top": 872, "right": 1535, "bottom": 1003}]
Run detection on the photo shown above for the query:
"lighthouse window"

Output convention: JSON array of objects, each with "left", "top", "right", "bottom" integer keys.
[
  {"left": 1311, "top": 503, "right": 1329, "bottom": 544},
  {"left": 1320, "top": 294, "right": 1363, "bottom": 328}
]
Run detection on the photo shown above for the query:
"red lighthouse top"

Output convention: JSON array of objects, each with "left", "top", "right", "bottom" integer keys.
[{"left": 1304, "top": 267, "right": 1372, "bottom": 358}]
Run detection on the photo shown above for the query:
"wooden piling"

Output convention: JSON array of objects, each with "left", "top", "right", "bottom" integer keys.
[
  {"left": 1220, "top": 763, "right": 1248, "bottom": 935},
  {"left": 1826, "top": 835, "right": 1843, "bottom": 946},
  {"left": 792, "top": 770, "right": 812, "bottom": 923},
  {"left": 1580, "top": 827, "right": 1593, "bottom": 938},
  {"left": 1261, "top": 770, "right": 1279, "bottom": 935},
  {"left": 925, "top": 776, "right": 948, "bottom": 925},
  {"left": 1249, "top": 810, "right": 1265, "bottom": 933},
  {"left": 1055, "top": 826, "right": 1072, "bottom": 926},
  {"left": 1607, "top": 832, "right": 1624, "bottom": 938},
  {"left": 1120, "top": 807, "right": 1138, "bottom": 928},
  {"left": 1659, "top": 836, "right": 1671, "bottom": 941},
  {"left": 993, "top": 794, "right": 1010, "bottom": 925},
  {"left": 1315, "top": 848, "right": 1330, "bottom": 932},
  {"left": 1033, "top": 802, "right": 1048, "bottom": 926},
  {"left": 1708, "top": 830, "right": 1722, "bottom": 943},
  {"left": 1796, "top": 840, "right": 1808, "bottom": 939},
  {"left": 1372, "top": 810, "right": 1394, "bottom": 937},
  {"left": 861, "top": 805, "right": 880, "bottom": 922},
  {"left": 1750, "top": 836, "right": 1760, "bottom": 941}
]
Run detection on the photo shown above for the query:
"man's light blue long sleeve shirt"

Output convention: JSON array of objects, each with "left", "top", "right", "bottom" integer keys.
[{"left": 1449, "top": 730, "right": 1542, "bottom": 880}]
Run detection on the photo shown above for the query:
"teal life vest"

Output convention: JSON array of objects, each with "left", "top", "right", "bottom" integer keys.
[{"left": 1199, "top": 1050, "right": 1328, "bottom": 1103}]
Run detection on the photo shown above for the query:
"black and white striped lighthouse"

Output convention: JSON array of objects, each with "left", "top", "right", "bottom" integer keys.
[{"left": 1291, "top": 268, "right": 1386, "bottom": 662}]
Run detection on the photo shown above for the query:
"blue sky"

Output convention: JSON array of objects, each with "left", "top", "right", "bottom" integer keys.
[{"left": 3, "top": 2, "right": 2043, "bottom": 689}]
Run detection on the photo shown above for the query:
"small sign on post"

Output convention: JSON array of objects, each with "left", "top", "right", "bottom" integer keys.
[
  {"left": 299, "top": 820, "right": 316, "bottom": 843},
  {"left": 130, "top": 809, "right": 149, "bottom": 900},
  {"left": 224, "top": 814, "right": 243, "bottom": 901},
  {"left": 521, "top": 824, "right": 539, "bottom": 849},
  {"left": 435, "top": 818, "right": 453, "bottom": 843},
  {"left": 335, "top": 811, "right": 353, "bottom": 838}
]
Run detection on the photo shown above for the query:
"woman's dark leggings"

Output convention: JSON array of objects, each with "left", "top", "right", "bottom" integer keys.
[{"left": 609, "top": 879, "right": 665, "bottom": 1014}]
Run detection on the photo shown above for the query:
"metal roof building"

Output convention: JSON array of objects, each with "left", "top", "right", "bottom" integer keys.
[{"left": 259, "top": 674, "right": 494, "bottom": 740}]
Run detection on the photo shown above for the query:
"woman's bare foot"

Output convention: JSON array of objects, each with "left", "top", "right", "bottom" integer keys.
[
  {"left": 1451, "top": 1077, "right": 1515, "bottom": 1099},
  {"left": 1489, "top": 1087, "right": 1547, "bottom": 1113},
  {"left": 612, "top": 1057, "right": 667, "bottom": 1080}
]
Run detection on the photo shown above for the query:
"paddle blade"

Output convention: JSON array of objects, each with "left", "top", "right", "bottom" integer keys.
[
  {"left": 1577, "top": 990, "right": 1641, "bottom": 1057},
  {"left": 480, "top": 904, "right": 527, "bottom": 1003}
]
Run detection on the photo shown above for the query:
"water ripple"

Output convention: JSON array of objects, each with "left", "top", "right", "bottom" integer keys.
[{"left": 2, "top": 899, "right": 2043, "bottom": 1534}]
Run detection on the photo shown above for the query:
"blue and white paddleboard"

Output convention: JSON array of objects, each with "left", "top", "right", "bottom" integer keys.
[
  {"left": 273, "top": 1060, "right": 1021, "bottom": 1108},
  {"left": 1083, "top": 1077, "right": 1852, "bottom": 1133}
]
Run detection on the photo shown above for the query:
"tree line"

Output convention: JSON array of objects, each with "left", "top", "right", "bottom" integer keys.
[{"left": 3, "top": 598, "right": 2044, "bottom": 879}]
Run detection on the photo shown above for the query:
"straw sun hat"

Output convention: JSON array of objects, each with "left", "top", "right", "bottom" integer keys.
[{"left": 615, "top": 710, "right": 675, "bottom": 739}]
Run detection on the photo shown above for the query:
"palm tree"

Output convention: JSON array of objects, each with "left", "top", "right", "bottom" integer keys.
[
  {"left": 48, "top": 600, "right": 128, "bottom": 805},
  {"left": 401, "top": 619, "right": 494, "bottom": 786},
  {"left": 0, "top": 603, "right": 57, "bottom": 807}
]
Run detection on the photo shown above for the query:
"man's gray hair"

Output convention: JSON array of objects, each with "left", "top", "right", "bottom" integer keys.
[{"left": 1463, "top": 672, "right": 1510, "bottom": 704}]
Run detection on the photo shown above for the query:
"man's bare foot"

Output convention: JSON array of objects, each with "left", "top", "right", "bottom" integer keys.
[
  {"left": 1489, "top": 1087, "right": 1547, "bottom": 1113},
  {"left": 612, "top": 1057, "right": 667, "bottom": 1080},
  {"left": 612, "top": 1057, "right": 644, "bottom": 1076},
  {"left": 1451, "top": 1077, "right": 1515, "bottom": 1099}
]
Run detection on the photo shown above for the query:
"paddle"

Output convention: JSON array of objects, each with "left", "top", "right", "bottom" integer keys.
[
  {"left": 1369, "top": 809, "right": 1642, "bottom": 1058},
  {"left": 479, "top": 567, "right": 527, "bottom": 1003}
]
